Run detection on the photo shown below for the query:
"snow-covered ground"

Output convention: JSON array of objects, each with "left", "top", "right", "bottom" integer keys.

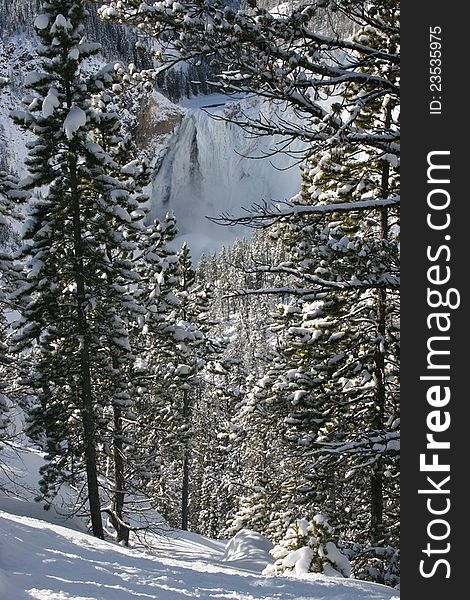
[
  {"left": 0, "top": 510, "right": 399, "bottom": 600},
  {"left": 0, "top": 442, "right": 400, "bottom": 600}
]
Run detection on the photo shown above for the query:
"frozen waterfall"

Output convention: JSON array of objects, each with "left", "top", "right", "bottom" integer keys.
[{"left": 149, "top": 95, "right": 303, "bottom": 257}]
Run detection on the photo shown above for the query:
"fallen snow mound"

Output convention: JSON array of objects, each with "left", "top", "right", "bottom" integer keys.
[{"left": 222, "top": 528, "right": 274, "bottom": 569}]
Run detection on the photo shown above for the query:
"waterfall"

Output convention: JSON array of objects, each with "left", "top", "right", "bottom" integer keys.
[{"left": 149, "top": 95, "right": 303, "bottom": 257}]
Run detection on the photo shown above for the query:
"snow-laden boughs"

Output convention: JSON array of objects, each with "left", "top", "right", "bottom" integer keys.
[
  {"left": 351, "top": 543, "right": 400, "bottom": 589},
  {"left": 100, "top": 0, "right": 401, "bottom": 585},
  {"left": 98, "top": 0, "right": 399, "bottom": 161},
  {"left": 238, "top": 3, "right": 400, "bottom": 582},
  {"left": 222, "top": 357, "right": 298, "bottom": 543},
  {"left": 133, "top": 232, "right": 227, "bottom": 531},
  {"left": 264, "top": 515, "right": 351, "bottom": 578},
  {"left": 9, "top": 0, "right": 152, "bottom": 540}
]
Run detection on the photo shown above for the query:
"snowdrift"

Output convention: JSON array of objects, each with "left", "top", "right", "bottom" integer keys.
[{"left": 221, "top": 528, "right": 273, "bottom": 571}]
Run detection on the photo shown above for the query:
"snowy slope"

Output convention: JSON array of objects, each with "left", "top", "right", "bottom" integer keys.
[
  {"left": 0, "top": 440, "right": 88, "bottom": 532},
  {"left": 0, "top": 441, "right": 399, "bottom": 599},
  {"left": 0, "top": 510, "right": 399, "bottom": 600}
]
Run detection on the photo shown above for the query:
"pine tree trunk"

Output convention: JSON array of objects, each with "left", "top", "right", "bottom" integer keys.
[
  {"left": 69, "top": 144, "right": 104, "bottom": 540},
  {"left": 370, "top": 103, "right": 392, "bottom": 546},
  {"left": 181, "top": 389, "right": 190, "bottom": 530},
  {"left": 181, "top": 450, "right": 190, "bottom": 530},
  {"left": 113, "top": 404, "right": 129, "bottom": 545},
  {"left": 106, "top": 251, "right": 129, "bottom": 545},
  {"left": 370, "top": 285, "right": 386, "bottom": 545}
]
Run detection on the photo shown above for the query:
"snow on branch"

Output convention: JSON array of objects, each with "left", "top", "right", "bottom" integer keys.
[
  {"left": 244, "top": 265, "right": 399, "bottom": 289},
  {"left": 311, "top": 431, "right": 400, "bottom": 462},
  {"left": 223, "top": 272, "right": 399, "bottom": 301},
  {"left": 209, "top": 196, "right": 400, "bottom": 228}
]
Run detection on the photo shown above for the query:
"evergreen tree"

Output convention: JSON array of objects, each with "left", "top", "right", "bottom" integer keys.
[
  {"left": 0, "top": 175, "right": 9, "bottom": 444},
  {"left": 267, "top": 515, "right": 351, "bottom": 578},
  {"left": 0, "top": 170, "right": 26, "bottom": 450},
  {"left": 130, "top": 213, "right": 182, "bottom": 526},
  {"left": 135, "top": 236, "right": 225, "bottom": 531},
  {"left": 10, "top": 0, "right": 149, "bottom": 539},
  {"left": 283, "top": 1, "right": 400, "bottom": 564},
  {"left": 173, "top": 243, "right": 206, "bottom": 530},
  {"left": 225, "top": 375, "right": 289, "bottom": 539},
  {"left": 192, "top": 355, "right": 251, "bottom": 539}
]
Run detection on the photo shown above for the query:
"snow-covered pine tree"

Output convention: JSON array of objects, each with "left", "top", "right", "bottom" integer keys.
[
  {"left": 0, "top": 318, "right": 9, "bottom": 447},
  {"left": 0, "top": 171, "right": 26, "bottom": 450},
  {"left": 266, "top": 515, "right": 351, "bottom": 578},
  {"left": 193, "top": 233, "right": 293, "bottom": 540},
  {"left": 191, "top": 344, "right": 259, "bottom": 539},
  {"left": 85, "top": 84, "right": 152, "bottom": 545},
  {"left": 172, "top": 243, "right": 208, "bottom": 531},
  {"left": 294, "top": 0, "right": 399, "bottom": 556},
  {"left": 130, "top": 212, "right": 183, "bottom": 526},
  {"left": 224, "top": 371, "right": 291, "bottom": 540},
  {"left": 10, "top": 0, "right": 149, "bottom": 539},
  {"left": 136, "top": 238, "right": 224, "bottom": 531},
  {"left": 239, "top": 0, "right": 400, "bottom": 579},
  {"left": 0, "top": 173, "right": 10, "bottom": 444}
]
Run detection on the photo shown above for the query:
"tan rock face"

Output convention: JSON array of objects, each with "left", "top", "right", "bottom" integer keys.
[{"left": 134, "top": 96, "right": 183, "bottom": 152}]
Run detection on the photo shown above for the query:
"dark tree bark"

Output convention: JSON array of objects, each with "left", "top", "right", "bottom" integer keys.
[
  {"left": 69, "top": 135, "right": 104, "bottom": 540},
  {"left": 181, "top": 389, "right": 190, "bottom": 531},
  {"left": 112, "top": 404, "right": 130, "bottom": 545},
  {"left": 370, "top": 102, "right": 393, "bottom": 546}
]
